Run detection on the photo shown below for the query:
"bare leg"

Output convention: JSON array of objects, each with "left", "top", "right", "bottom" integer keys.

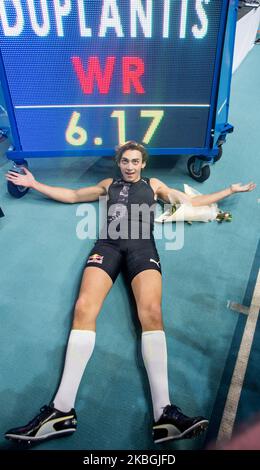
[
  {"left": 131, "top": 270, "right": 170, "bottom": 421},
  {"left": 73, "top": 266, "right": 113, "bottom": 330},
  {"left": 53, "top": 267, "right": 113, "bottom": 411},
  {"left": 131, "top": 269, "right": 163, "bottom": 331}
]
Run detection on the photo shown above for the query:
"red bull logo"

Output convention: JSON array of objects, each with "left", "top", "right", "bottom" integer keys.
[{"left": 87, "top": 253, "right": 104, "bottom": 265}]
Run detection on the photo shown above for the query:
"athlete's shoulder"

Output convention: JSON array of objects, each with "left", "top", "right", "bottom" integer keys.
[
  {"left": 149, "top": 177, "right": 164, "bottom": 191},
  {"left": 97, "top": 178, "right": 113, "bottom": 193},
  {"left": 150, "top": 177, "right": 165, "bottom": 186}
]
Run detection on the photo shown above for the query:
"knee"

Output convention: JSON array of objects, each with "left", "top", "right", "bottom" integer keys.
[
  {"left": 73, "top": 296, "right": 98, "bottom": 327},
  {"left": 138, "top": 303, "right": 163, "bottom": 330}
]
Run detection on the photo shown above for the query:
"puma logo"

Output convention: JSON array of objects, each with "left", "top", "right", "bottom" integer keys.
[{"left": 150, "top": 258, "right": 161, "bottom": 268}]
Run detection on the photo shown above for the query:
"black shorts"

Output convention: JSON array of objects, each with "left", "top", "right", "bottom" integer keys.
[{"left": 85, "top": 238, "right": 161, "bottom": 283}]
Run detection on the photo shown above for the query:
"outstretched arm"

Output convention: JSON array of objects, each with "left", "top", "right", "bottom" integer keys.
[
  {"left": 6, "top": 167, "right": 112, "bottom": 203},
  {"left": 190, "top": 182, "right": 256, "bottom": 206},
  {"left": 150, "top": 178, "right": 256, "bottom": 206}
]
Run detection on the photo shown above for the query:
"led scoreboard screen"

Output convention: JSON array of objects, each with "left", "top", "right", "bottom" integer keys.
[{"left": 0, "top": 0, "right": 227, "bottom": 156}]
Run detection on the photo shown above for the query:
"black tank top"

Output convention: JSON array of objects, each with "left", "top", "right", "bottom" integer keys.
[{"left": 100, "top": 177, "right": 156, "bottom": 240}]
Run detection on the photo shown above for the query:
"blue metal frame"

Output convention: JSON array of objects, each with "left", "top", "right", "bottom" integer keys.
[
  {"left": 204, "top": 0, "right": 230, "bottom": 150},
  {"left": 214, "top": 0, "right": 239, "bottom": 146},
  {"left": 0, "top": 0, "right": 238, "bottom": 162},
  {"left": 0, "top": 50, "right": 21, "bottom": 151},
  {"left": 7, "top": 146, "right": 219, "bottom": 160}
]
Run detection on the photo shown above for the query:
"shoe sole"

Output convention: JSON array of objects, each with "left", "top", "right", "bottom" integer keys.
[
  {"left": 153, "top": 419, "right": 209, "bottom": 444},
  {"left": 5, "top": 429, "right": 76, "bottom": 444}
]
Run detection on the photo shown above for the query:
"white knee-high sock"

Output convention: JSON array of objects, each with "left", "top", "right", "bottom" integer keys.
[
  {"left": 141, "top": 330, "right": 171, "bottom": 422},
  {"left": 53, "top": 329, "right": 96, "bottom": 412}
]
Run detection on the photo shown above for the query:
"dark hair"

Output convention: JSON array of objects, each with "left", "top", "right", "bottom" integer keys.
[{"left": 115, "top": 141, "right": 149, "bottom": 164}]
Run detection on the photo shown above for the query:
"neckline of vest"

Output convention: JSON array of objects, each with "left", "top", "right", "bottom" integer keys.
[{"left": 118, "top": 178, "right": 147, "bottom": 185}]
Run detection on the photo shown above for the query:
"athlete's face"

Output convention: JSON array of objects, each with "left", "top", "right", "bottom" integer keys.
[{"left": 118, "top": 149, "right": 146, "bottom": 183}]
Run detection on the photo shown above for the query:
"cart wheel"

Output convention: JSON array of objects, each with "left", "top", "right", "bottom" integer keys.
[
  {"left": 214, "top": 145, "right": 223, "bottom": 163},
  {"left": 7, "top": 160, "right": 29, "bottom": 199},
  {"left": 7, "top": 181, "right": 29, "bottom": 198},
  {"left": 187, "top": 156, "right": 210, "bottom": 182}
]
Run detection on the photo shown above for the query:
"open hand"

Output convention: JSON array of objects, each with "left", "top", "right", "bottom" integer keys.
[
  {"left": 5, "top": 167, "right": 36, "bottom": 188},
  {"left": 230, "top": 182, "right": 256, "bottom": 193}
]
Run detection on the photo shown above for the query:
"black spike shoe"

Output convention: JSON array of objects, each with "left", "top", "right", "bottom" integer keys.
[
  {"left": 153, "top": 404, "right": 208, "bottom": 443},
  {"left": 5, "top": 404, "right": 77, "bottom": 443}
]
